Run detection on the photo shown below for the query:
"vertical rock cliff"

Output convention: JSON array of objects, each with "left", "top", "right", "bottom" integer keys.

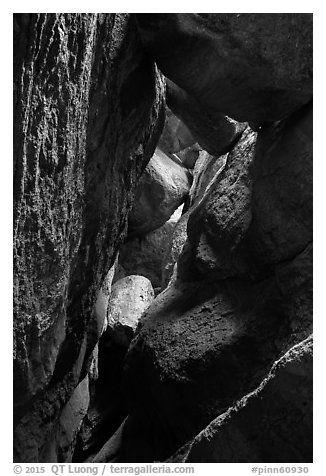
[{"left": 13, "top": 13, "right": 164, "bottom": 462}]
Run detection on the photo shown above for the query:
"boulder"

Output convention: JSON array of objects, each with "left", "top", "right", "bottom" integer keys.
[
  {"left": 122, "top": 255, "right": 312, "bottom": 462},
  {"left": 136, "top": 13, "right": 312, "bottom": 125},
  {"left": 128, "top": 148, "right": 192, "bottom": 236},
  {"left": 13, "top": 13, "right": 164, "bottom": 462},
  {"left": 106, "top": 275, "right": 155, "bottom": 347},
  {"left": 184, "top": 103, "right": 312, "bottom": 281},
  {"left": 166, "top": 79, "right": 247, "bottom": 156},
  {"left": 169, "top": 336, "right": 313, "bottom": 463},
  {"left": 119, "top": 206, "right": 183, "bottom": 288},
  {"left": 181, "top": 127, "right": 257, "bottom": 281}
]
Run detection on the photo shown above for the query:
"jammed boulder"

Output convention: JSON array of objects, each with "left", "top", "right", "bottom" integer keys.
[
  {"left": 169, "top": 336, "right": 313, "bottom": 463},
  {"left": 136, "top": 13, "right": 312, "bottom": 125},
  {"left": 166, "top": 79, "right": 247, "bottom": 156},
  {"left": 119, "top": 206, "right": 183, "bottom": 288},
  {"left": 106, "top": 275, "right": 155, "bottom": 347},
  {"left": 13, "top": 13, "right": 164, "bottom": 462},
  {"left": 128, "top": 148, "right": 192, "bottom": 236}
]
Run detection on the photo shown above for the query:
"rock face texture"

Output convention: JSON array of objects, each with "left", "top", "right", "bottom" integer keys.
[
  {"left": 128, "top": 148, "right": 192, "bottom": 236},
  {"left": 13, "top": 13, "right": 164, "bottom": 462},
  {"left": 169, "top": 336, "right": 313, "bottom": 463},
  {"left": 14, "top": 13, "right": 312, "bottom": 464},
  {"left": 136, "top": 13, "right": 312, "bottom": 125}
]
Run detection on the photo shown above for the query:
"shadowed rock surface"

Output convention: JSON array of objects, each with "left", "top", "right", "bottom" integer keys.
[
  {"left": 136, "top": 13, "right": 312, "bottom": 125},
  {"left": 168, "top": 336, "right": 313, "bottom": 463}
]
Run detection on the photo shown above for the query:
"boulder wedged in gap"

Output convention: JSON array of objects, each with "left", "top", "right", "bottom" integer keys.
[
  {"left": 136, "top": 13, "right": 312, "bottom": 125},
  {"left": 13, "top": 12, "right": 165, "bottom": 462},
  {"left": 168, "top": 336, "right": 313, "bottom": 463},
  {"left": 119, "top": 206, "right": 183, "bottom": 289},
  {"left": 179, "top": 126, "right": 257, "bottom": 281},
  {"left": 106, "top": 275, "right": 155, "bottom": 347},
  {"left": 166, "top": 79, "right": 247, "bottom": 156},
  {"left": 128, "top": 148, "right": 192, "bottom": 237}
]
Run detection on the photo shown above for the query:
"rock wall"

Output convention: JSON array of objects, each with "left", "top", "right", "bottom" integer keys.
[{"left": 13, "top": 13, "right": 164, "bottom": 462}]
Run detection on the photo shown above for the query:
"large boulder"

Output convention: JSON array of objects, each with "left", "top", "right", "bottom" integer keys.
[
  {"left": 13, "top": 13, "right": 164, "bottom": 462},
  {"left": 184, "top": 103, "right": 312, "bottom": 281},
  {"left": 188, "top": 150, "right": 227, "bottom": 207},
  {"left": 136, "top": 13, "right": 312, "bottom": 125},
  {"left": 166, "top": 79, "right": 247, "bottom": 156},
  {"left": 119, "top": 206, "right": 183, "bottom": 288},
  {"left": 128, "top": 148, "right": 192, "bottom": 236},
  {"left": 106, "top": 275, "right": 155, "bottom": 347},
  {"left": 169, "top": 336, "right": 313, "bottom": 463}
]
